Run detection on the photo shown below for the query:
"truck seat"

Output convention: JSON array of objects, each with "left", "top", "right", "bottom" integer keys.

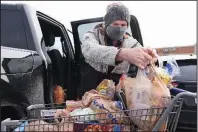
[{"left": 43, "top": 31, "right": 65, "bottom": 86}]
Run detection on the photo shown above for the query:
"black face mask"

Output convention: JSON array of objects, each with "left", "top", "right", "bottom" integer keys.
[{"left": 106, "top": 25, "right": 127, "bottom": 40}]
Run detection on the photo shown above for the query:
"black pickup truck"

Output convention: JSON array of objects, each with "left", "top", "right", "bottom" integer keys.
[{"left": 0, "top": 3, "right": 197, "bottom": 131}]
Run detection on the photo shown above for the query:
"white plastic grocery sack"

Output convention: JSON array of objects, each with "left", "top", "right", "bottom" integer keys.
[
  {"left": 131, "top": 69, "right": 152, "bottom": 110},
  {"left": 122, "top": 67, "right": 170, "bottom": 131},
  {"left": 130, "top": 69, "right": 153, "bottom": 121}
]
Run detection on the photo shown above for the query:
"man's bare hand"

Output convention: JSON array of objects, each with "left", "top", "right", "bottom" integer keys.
[{"left": 116, "top": 47, "right": 157, "bottom": 69}]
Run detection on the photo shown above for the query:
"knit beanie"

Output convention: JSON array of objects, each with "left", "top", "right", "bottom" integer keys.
[{"left": 104, "top": 2, "right": 130, "bottom": 28}]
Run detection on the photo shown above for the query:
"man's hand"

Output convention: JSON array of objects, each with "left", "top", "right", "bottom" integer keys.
[
  {"left": 116, "top": 47, "right": 157, "bottom": 69},
  {"left": 142, "top": 48, "right": 158, "bottom": 63}
]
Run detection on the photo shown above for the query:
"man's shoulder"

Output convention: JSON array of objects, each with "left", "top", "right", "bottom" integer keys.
[
  {"left": 85, "top": 29, "right": 98, "bottom": 34},
  {"left": 84, "top": 27, "right": 105, "bottom": 40},
  {"left": 85, "top": 23, "right": 105, "bottom": 36},
  {"left": 84, "top": 28, "right": 100, "bottom": 37},
  {"left": 83, "top": 29, "right": 98, "bottom": 40}
]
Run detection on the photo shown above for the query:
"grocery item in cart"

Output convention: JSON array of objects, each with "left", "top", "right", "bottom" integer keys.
[
  {"left": 81, "top": 90, "right": 102, "bottom": 107},
  {"left": 54, "top": 109, "right": 70, "bottom": 120},
  {"left": 89, "top": 98, "right": 125, "bottom": 124},
  {"left": 156, "top": 58, "right": 180, "bottom": 86},
  {"left": 96, "top": 79, "right": 116, "bottom": 100},
  {"left": 84, "top": 124, "right": 130, "bottom": 132},
  {"left": 53, "top": 79, "right": 127, "bottom": 125},
  {"left": 118, "top": 64, "right": 171, "bottom": 131},
  {"left": 53, "top": 85, "right": 66, "bottom": 104},
  {"left": 69, "top": 108, "right": 96, "bottom": 122},
  {"left": 66, "top": 100, "right": 84, "bottom": 111}
]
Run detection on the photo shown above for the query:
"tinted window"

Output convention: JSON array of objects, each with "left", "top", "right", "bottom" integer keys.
[
  {"left": 1, "top": 10, "right": 28, "bottom": 49},
  {"left": 77, "top": 22, "right": 132, "bottom": 43}
]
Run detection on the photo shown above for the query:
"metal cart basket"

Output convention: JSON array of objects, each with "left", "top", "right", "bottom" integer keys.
[{"left": 1, "top": 91, "right": 197, "bottom": 132}]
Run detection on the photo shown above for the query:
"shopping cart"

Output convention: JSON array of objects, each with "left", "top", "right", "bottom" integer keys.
[{"left": 1, "top": 89, "right": 197, "bottom": 132}]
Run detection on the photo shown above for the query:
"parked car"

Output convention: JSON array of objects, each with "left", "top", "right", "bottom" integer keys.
[{"left": 0, "top": 3, "right": 196, "bottom": 131}]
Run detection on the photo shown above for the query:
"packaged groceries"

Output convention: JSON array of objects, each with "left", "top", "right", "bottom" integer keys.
[
  {"left": 69, "top": 108, "right": 96, "bottom": 121},
  {"left": 52, "top": 80, "right": 126, "bottom": 126},
  {"left": 96, "top": 79, "right": 116, "bottom": 100},
  {"left": 53, "top": 86, "right": 65, "bottom": 104},
  {"left": 155, "top": 58, "right": 180, "bottom": 86},
  {"left": 66, "top": 100, "right": 84, "bottom": 111},
  {"left": 54, "top": 109, "right": 70, "bottom": 118},
  {"left": 89, "top": 98, "right": 125, "bottom": 124},
  {"left": 81, "top": 90, "right": 101, "bottom": 107},
  {"left": 23, "top": 57, "right": 180, "bottom": 132},
  {"left": 84, "top": 124, "right": 130, "bottom": 132}
]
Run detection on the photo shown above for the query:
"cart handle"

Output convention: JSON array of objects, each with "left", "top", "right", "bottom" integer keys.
[
  {"left": 152, "top": 91, "right": 197, "bottom": 131},
  {"left": 1, "top": 118, "right": 21, "bottom": 131},
  {"left": 26, "top": 104, "right": 45, "bottom": 111}
]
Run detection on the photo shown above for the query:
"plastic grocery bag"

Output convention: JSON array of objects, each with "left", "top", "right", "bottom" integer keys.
[
  {"left": 156, "top": 58, "right": 180, "bottom": 87},
  {"left": 119, "top": 65, "right": 171, "bottom": 131},
  {"left": 128, "top": 69, "right": 154, "bottom": 130},
  {"left": 166, "top": 58, "right": 180, "bottom": 77},
  {"left": 131, "top": 69, "right": 152, "bottom": 109}
]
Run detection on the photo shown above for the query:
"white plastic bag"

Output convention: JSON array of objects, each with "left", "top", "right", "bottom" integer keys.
[
  {"left": 165, "top": 58, "right": 180, "bottom": 78},
  {"left": 122, "top": 67, "right": 171, "bottom": 131},
  {"left": 130, "top": 69, "right": 154, "bottom": 130},
  {"left": 131, "top": 69, "right": 152, "bottom": 110}
]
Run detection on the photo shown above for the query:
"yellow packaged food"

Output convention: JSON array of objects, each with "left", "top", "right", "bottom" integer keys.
[{"left": 156, "top": 67, "right": 172, "bottom": 85}]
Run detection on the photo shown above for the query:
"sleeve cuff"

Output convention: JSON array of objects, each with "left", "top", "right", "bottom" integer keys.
[{"left": 114, "top": 48, "right": 123, "bottom": 66}]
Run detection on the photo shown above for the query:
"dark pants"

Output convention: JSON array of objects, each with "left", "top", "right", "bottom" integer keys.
[{"left": 76, "top": 62, "right": 121, "bottom": 99}]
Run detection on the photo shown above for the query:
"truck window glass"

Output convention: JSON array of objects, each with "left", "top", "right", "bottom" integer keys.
[
  {"left": 1, "top": 10, "right": 28, "bottom": 49},
  {"left": 77, "top": 22, "right": 132, "bottom": 43}
]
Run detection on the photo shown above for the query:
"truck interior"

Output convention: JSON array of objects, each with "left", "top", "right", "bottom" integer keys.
[
  {"left": 39, "top": 19, "right": 66, "bottom": 87},
  {"left": 36, "top": 12, "right": 73, "bottom": 103}
]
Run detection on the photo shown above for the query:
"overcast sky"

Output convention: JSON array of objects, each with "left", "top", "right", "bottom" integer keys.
[{"left": 2, "top": 1, "right": 196, "bottom": 49}]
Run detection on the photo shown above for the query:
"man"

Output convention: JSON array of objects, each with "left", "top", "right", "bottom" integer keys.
[{"left": 77, "top": 2, "right": 157, "bottom": 98}]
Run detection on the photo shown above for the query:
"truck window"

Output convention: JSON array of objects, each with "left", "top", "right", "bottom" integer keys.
[{"left": 1, "top": 10, "right": 28, "bottom": 49}]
